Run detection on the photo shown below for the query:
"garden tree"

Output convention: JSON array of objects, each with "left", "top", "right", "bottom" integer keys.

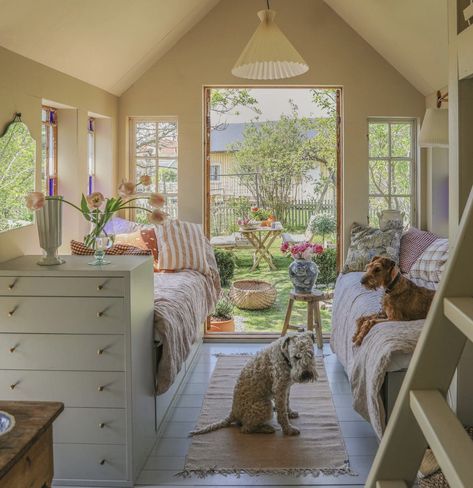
[
  {"left": 210, "top": 88, "right": 261, "bottom": 131},
  {"left": 0, "top": 122, "right": 35, "bottom": 231},
  {"left": 230, "top": 102, "right": 320, "bottom": 220}
]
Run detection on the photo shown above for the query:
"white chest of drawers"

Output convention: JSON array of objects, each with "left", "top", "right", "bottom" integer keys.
[{"left": 0, "top": 255, "right": 157, "bottom": 487}]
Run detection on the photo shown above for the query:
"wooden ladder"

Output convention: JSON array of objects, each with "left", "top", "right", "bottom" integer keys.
[{"left": 366, "top": 187, "right": 473, "bottom": 488}]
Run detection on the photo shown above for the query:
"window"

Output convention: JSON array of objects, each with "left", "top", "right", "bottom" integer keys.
[
  {"left": 368, "top": 119, "right": 416, "bottom": 226},
  {"left": 130, "top": 118, "right": 178, "bottom": 221},
  {"left": 41, "top": 106, "right": 58, "bottom": 196},
  {"left": 88, "top": 117, "right": 95, "bottom": 194},
  {"left": 210, "top": 164, "right": 221, "bottom": 182}
]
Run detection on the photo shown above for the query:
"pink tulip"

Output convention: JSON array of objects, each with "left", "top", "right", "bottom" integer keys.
[
  {"left": 25, "top": 192, "right": 46, "bottom": 211},
  {"left": 86, "top": 192, "right": 105, "bottom": 209},
  {"left": 139, "top": 175, "right": 152, "bottom": 187},
  {"left": 149, "top": 192, "right": 166, "bottom": 208},
  {"left": 149, "top": 208, "right": 168, "bottom": 224},
  {"left": 118, "top": 181, "right": 136, "bottom": 197}
]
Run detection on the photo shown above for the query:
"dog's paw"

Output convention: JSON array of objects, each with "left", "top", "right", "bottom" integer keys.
[
  {"left": 288, "top": 410, "right": 299, "bottom": 419},
  {"left": 284, "top": 425, "right": 300, "bottom": 436}
]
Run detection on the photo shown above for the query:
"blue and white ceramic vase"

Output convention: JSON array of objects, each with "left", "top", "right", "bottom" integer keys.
[{"left": 288, "top": 258, "right": 319, "bottom": 294}]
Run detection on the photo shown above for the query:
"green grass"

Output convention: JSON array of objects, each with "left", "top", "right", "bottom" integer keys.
[{"left": 223, "top": 242, "right": 333, "bottom": 334}]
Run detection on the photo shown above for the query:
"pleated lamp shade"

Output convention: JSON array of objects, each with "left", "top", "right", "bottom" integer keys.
[
  {"left": 232, "top": 9, "right": 309, "bottom": 80},
  {"left": 419, "top": 108, "right": 449, "bottom": 148}
]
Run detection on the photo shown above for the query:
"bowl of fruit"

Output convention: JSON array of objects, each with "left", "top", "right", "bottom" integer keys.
[{"left": 237, "top": 218, "right": 260, "bottom": 231}]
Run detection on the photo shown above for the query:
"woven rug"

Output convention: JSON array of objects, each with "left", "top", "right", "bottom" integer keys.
[{"left": 179, "top": 354, "right": 353, "bottom": 478}]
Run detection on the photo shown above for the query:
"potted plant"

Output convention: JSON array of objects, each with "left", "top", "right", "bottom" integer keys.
[
  {"left": 209, "top": 293, "right": 235, "bottom": 332},
  {"left": 280, "top": 241, "right": 324, "bottom": 293},
  {"left": 250, "top": 206, "right": 271, "bottom": 225}
]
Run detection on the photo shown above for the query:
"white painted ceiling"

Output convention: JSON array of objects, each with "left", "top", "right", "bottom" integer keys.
[
  {"left": 324, "top": 0, "right": 448, "bottom": 95},
  {"left": 0, "top": 0, "right": 220, "bottom": 95},
  {"left": 0, "top": 0, "right": 447, "bottom": 96}
]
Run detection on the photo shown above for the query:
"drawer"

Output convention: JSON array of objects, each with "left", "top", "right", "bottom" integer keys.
[
  {"left": 53, "top": 407, "right": 126, "bottom": 445},
  {"left": 0, "top": 334, "right": 124, "bottom": 371},
  {"left": 0, "top": 371, "right": 125, "bottom": 408},
  {"left": 0, "top": 276, "right": 124, "bottom": 297},
  {"left": 53, "top": 443, "right": 127, "bottom": 482},
  {"left": 0, "top": 297, "right": 125, "bottom": 334}
]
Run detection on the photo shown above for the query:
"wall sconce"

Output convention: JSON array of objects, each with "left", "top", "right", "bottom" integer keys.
[{"left": 419, "top": 91, "right": 449, "bottom": 148}]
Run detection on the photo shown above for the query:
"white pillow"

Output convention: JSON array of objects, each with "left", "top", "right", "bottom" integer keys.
[{"left": 154, "top": 220, "right": 210, "bottom": 275}]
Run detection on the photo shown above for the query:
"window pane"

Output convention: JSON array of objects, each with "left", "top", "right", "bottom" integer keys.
[
  {"left": 369, "top": 196, "right": 390, "bottom": 227},
  {"left": 369, "top": 122, "right": 389, "bottom": 157},
  {"left": 391, "top": 123, "right": 412, "bottom": 157},
  {"left": 135, "top": 122, "right": 157, "bottom": 157},
  {"left": 158, "top": 162, "right": 177, "bottom": 195},
  {"left": 369, "top": 160, "right": 389, "bottom": 195},
  {"left": 136, "top": 158, "right": 156, "bottom": 192},
  {"left": 391, "top": 160, "right": 411, "bottom": 195},
  {"left": 391, "top": 196, "right": 411, "bottom": 224},
  {"left": 158, "top": 122, "right": 178, "bottom": 157},
  {"left": 134, "top": 198, "right": 151, "bottom": 225}
]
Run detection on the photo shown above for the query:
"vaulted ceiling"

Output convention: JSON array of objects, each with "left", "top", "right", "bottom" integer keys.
[{"left": 0, "top": 0, "right": 448, "bottom": 96}]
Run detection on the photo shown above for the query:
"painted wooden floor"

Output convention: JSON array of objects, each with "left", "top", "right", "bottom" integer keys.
[{"left": 136, "top": 342, "right": 377, "bottom": 487}]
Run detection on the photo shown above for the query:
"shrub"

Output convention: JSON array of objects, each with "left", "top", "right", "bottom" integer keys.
[
  {"left": 314, "top": 247, "right": 337, "bottom": 288},
  {"left": 212, "top": 293, "right": 234, "bottom": 320},
  {"left": 310, "top": 215, "right": 336, "bottom": 242},
  {"left": 214, "top": 248, "right": 235, "bottom": 287}
]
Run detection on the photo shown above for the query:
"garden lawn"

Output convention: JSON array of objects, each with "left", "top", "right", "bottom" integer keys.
[{"left": 224, "top": 242, "right": 333, "bottom": 334}]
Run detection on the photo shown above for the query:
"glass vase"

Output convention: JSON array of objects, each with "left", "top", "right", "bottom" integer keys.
[
  {"left": 288, "top": 258, "right": 319, "bottom": 294},
  {"left": 88, "top": 234, "right": 113, "bottom": 266}
]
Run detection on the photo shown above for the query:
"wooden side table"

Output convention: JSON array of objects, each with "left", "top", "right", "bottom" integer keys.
[{"left": 281, "top": 289, "right": 333, "bottom": 349}]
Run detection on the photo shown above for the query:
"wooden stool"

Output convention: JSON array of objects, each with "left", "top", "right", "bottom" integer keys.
[{"left": 281, "top": 290, "right": 332, "bottom": 349}]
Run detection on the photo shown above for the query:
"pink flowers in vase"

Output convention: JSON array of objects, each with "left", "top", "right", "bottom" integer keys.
[{"left": 280, "top": 241, "right": 324, "bottom": 260}]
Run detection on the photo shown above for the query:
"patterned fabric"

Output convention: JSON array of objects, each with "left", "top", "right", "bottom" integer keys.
[
  {"left": 154, "top": 220, "right": 210, "bottom": 275},
  {"left": 399, "top": 227, "right": 439, "bottom": 273},
  {"left": 114, "top": 229, "right": 159, "bottom": 270},
  {"left": 409, "top": 238, "right": 448, "bottom": 283},
  {"left": 70, "top": 240, "right": 151, "bottom": 256},
  {"left": 342, "top": 222, "right": 403, "bottom": 273}
]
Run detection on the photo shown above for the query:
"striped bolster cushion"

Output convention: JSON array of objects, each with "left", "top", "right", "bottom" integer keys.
[{"left": 154, "top": 220, "right": 210, "bottom": 274}]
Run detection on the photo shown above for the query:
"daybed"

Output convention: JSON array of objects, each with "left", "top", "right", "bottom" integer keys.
[{"left": 330, "top": 229, "right": 448, "bottom": 438}]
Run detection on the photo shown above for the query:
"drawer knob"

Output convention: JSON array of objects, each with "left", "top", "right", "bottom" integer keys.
[
  {"left": 10, "top": 381, "right": 19, "bottom": 390},
  {"left": 99, "top": 459, "right": 106, "bottom": 465},
  {"left": 99, "top": 422, "right": 106, "bottom": 429},
  {"left": 9, "top": 345, "right": 18, "bottom": 353},
  {"left": 98, "top": 385, "right": 105, "bottom": 392},
  {"left": 97, "top": 311, "right": 104, "bottom": 318},
  {"left": 8, "top": 307, "right": 17, "bottom": 317},
  {"left": 8, "top": 280, "right": 16, "bottom": 290},
  {"left": 97, "top": 284, "right": 104, "bottom": 291},
  {"left": 97, "top": 348, "right": 105, "bottom": 355}
]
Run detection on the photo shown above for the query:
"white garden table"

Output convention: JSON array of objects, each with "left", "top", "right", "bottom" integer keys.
[{"left": 239, "top": 225, "right": 283, "bottom": 271}]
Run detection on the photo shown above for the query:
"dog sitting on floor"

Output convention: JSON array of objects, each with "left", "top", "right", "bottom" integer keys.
[
  {"left": 352, "top": 256, "right": 435, "bottom": 346},
  {"left": 189, "top": 332, "right": 318, "bottom": 437}
]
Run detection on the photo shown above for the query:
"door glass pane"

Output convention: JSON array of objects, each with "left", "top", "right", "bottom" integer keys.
[
  {"left": 391, "top": 123, "right": 411, "bottom": 157},
  {"left": 390, "top": 196, "right": 411, "bottom": 225},
  {"left": 158, "top": 122, "right": 178, "bottom": 157},
  {"left": 135, "top": 122, "right": 157, "bottom": 157},
  {"left": 369, "top": 122, "right": 389, "bottom": 157},
  {"left": 369, "top": 196, "right": 390, "bottom": 227},
  {"left": 136, "top": 159, "right": 156, "bottom": 192},
  {"left": 391, "top": 160, "right": 411, "bottom": 195},
  {"left": 158, "top": 161, "right": 178, "bottom": 195},
  {"left": 369, "top": 160, "right": 389, "bottom": 195}
]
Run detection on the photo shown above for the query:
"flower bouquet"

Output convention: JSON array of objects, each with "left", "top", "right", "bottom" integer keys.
[
  {"left": 26, "top": 175, "right": 167, "bottom": 266},
  {"left": 280, "top": 241, "right": 324, "bottom": 293}
]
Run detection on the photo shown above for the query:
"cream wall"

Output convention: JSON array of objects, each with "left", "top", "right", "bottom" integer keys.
[
  {"left": 0, "top": 46, "right": 118, "bottom": 263},
  {"left": 118, "top": 0, "right": 426, "bottom": 254}
]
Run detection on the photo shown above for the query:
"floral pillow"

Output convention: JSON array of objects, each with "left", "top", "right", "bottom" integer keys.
[{"left": 342, "top": 222, "right": 403, "bottom": 273}]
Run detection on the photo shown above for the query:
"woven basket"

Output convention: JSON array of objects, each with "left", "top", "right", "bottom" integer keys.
[{"left": 229, "top": 280, "right": 277, "bottom": 310}]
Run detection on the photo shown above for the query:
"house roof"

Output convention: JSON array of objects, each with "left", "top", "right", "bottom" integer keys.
[
  {"left": 0, "top": 0, "right": 447, "bottom": 96},
  {"left": 210, "top": 122, "right": 316, "bottom": 152}
]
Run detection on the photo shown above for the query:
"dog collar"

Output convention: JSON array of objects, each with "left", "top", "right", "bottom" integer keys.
[{"left": 385, "top": 271, "right": 401, "bottom": 294}]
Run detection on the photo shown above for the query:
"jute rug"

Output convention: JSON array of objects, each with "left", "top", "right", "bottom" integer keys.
[{"left": 179, "top": 354, "right": 353, "bottom": 478}]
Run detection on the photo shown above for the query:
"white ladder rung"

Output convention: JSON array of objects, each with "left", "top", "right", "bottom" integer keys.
[
  {"left": 376, "top": 481, "right": 408, "bottom": 487},
  {"left": 410, "top": 390, "right": 473, "bottom": 488},
  {"left": 444, "top": 297, "right": 473, "bottom": 342}
]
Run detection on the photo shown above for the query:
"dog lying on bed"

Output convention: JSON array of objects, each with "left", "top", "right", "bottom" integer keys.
[
  {"left": 189, "top": 332, "right": 317, "bottom": 436},
  {"left": 352, "top": 256, "right": 435, "bottom": 346}
]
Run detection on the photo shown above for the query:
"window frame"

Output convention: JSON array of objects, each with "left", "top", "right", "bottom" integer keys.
[
  {"left": 129, "top": 116, "right": 178, "bottom": 219},
  {"left": 367, "top": 117, "right": 417, "bottom": 226},
  {"left": 88, "top": 117, "right": 96, "bottom": 194},
  {"left": 210, "top": 163, "right": 221, "bottom": 182},
  {"left": 41, "top": 106, "right": 58, "bottom": 196}
]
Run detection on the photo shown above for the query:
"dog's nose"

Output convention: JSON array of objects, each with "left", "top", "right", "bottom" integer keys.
[{"left": 300, "top": 371, "right": 314, "bottom": 382}]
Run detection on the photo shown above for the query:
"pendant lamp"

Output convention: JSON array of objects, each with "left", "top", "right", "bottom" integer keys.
[{"left": 232, "top": 3, "right": 309, "bottom": 80}]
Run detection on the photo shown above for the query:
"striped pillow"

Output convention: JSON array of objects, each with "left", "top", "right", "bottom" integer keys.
[
  {"left": 70, "top": 240, "right": 151, "bottom": 256},
  {"left": 154, "top": 220, "right": 210, "bottom": 275},
  {"left": 399, "top": 227, "right": 439, "bottom": 273},
  {"left": 409, "top": 238, "right": 448, "bottom": 283}
]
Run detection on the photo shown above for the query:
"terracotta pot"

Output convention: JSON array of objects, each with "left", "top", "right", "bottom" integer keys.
[{"left": 209, "top": 318, "right": 235, "bottom": 332}]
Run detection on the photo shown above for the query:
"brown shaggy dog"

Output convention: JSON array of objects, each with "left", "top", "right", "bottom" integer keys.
[{"left": 352, "top": 256, "right": 435, "bottom": 346}]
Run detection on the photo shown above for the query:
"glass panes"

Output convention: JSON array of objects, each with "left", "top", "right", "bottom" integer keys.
[
  {"left": 158, "top": 163, "right": 177, "bottom": 195},
  {"left": 369, "top": 160, "right": 389, "bottom": 195},
  {"left": 136, "top": 159, "right": 157, "bottom": 192},
  {"left": 135, "top": 122, "right": 157, "bottom": 157},
  {"left": 158, "top": 122, "right": 178, "bottom": 158},
  {"left": 391, "top": 160, "right": 411, "bottom": 195},
  {"left": 391, "top": 196, "right": 411, "bottom": 222},
  {"left": 41, "top": 106, "right": 58, "bottom": 196},
  {"left": 391, "top": 123, "right": 412, "bottom": 157},
  {"left": 369, "top": 196, "right": 390, "bottom": 227},
  {"left": 368, "top": 122, "right": 389, "bottom": 158}
]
